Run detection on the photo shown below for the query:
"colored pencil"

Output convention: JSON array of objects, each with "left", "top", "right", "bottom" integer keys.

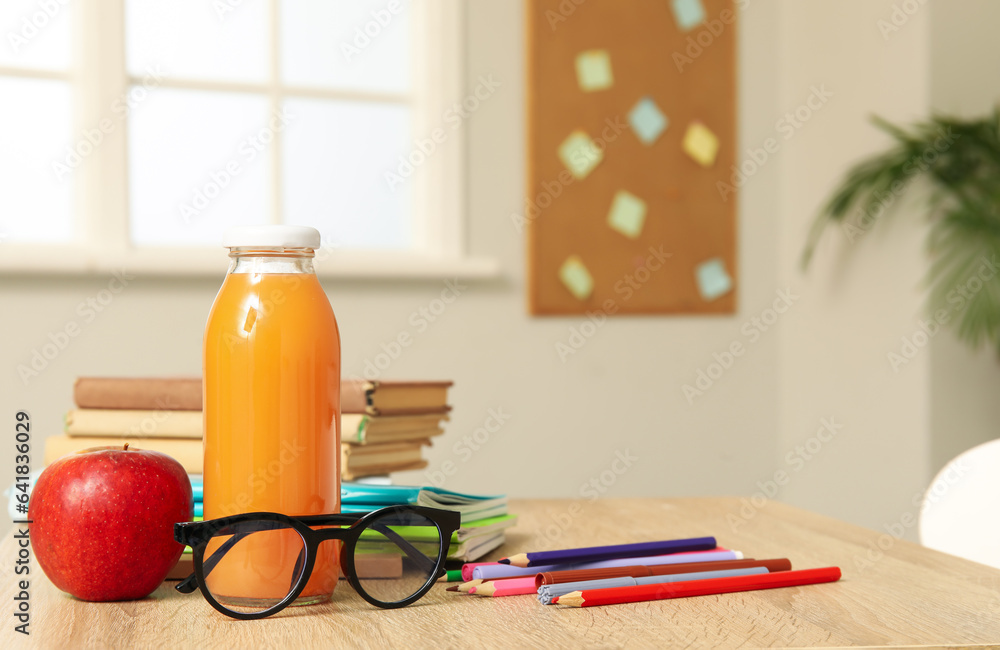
[
  {"left": 500, "top": 537, "right": 717, "bottom": 568},
  {"left": 460, "top": 561, "right": 500, "bottom": 582},
  {"left": 455, "top": 574, "right": 539, "bottom": 593},
  {"left": 534, "top": 558, "right": 790, "bottom": 588},
  {"left": 470, "top": 576, "right": 540, "bottom": 597},
  {"left": 538, "top": 566, "right": 768, "bottom": 604},
  {"left": 472, "top": 549, "right": 743, "bottom": 581},
  {"left": 552, "top": 566, "right": 842, "bottom": 607}
]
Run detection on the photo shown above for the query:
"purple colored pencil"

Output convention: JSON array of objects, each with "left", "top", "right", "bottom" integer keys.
[
  {"left": 499, "top": 537, "right": 717, "bottom": 568},
  {"left": 472, "top": 549, "right": 743, "bottom": 581}
]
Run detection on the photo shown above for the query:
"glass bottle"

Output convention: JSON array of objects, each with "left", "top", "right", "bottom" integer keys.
[{"left": 203, "top": 225, "right": 340, "bottom": 608}]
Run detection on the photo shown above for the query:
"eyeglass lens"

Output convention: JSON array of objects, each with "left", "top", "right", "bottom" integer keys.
[
  {"left": 202, "top": 520, "right": 337, "bottom": 615},
  {"left": 353, "top": 510, "right": 442, "bottom": 605}
]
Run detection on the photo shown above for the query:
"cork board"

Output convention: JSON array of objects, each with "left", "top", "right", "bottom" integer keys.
[{"left": 525, "top": 0, "right": 737, "bottom": 315}]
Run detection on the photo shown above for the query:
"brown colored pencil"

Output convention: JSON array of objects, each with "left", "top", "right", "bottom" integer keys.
[{"left": 534, "top": 558, "right": 790, "bottom": 588}]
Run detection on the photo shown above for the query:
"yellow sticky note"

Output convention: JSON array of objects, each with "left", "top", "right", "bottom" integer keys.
[
  {"left": 682, "top": 122, "right": 719, "bottom": 167},
  {"left": 559, "top": 130, "right": 604, "bottom": 179},
  {"left": 559, "top": 255, "right": 594, "bottom": 301},
  {"left": 607, "top": 191, "right": 647, "bottom": 239},
  {"left": 575, "top": 50, "right": 613, "bottom": 92}
]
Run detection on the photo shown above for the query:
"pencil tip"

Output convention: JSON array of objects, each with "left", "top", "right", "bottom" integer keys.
[
  {"left": 445, "top": 586, "right": 459, "bottom": 592},
  {"left": 468, "top": 587, "right": 478, "bottom": 594},
  {"left": 551, "top": 596, "right": 560, "bottom": 604},
  {"left": 498, "top": 559, "right": 510, "bottom": 564}
]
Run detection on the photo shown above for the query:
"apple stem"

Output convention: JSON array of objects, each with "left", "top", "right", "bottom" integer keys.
[{"left": 123, "top": 443, "right": 129, "bottom": 451}]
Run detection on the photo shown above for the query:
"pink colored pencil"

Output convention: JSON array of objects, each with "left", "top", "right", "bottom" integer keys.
[{"left": 468, "top": 576, "right": 538, "bottom": 597}]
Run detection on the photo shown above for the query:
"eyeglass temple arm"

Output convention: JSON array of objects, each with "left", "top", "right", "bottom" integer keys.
[
  {"left": 175, "top": 531, "right": 249, "bottom": 594},
  {"left": 368, "top": 523, "right": 438, "bottom": 574}
]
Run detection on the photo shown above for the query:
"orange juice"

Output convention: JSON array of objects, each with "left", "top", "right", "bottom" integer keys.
[{"left": 204, "top": 232, "right": 340, "bottom": 608}]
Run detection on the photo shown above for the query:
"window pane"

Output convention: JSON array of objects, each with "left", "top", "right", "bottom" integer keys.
[
  {"left": 281, "top": 98, "right": 410, "bottom": 249},
  {"left": 125, "top": 0, "right": 269, "bottom": 83},
  {"left": 280, "top": 0, "right": 410, "bottom": 94},
  {"left": 0, "top": 0, "right": 72, "bottom": 71},
  {"left": 128, "top": 88, "right": 273, "bottom": 246},
  {"left": 0, "top": 78, "right": 73, "bottom": 243}
]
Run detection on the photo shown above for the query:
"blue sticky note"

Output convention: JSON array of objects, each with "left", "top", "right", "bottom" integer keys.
[
  {"left": 672, "top": 0, "right": 706, "bottom": 31},
  {"left": 628, "top": 97, "right": 668, "bottom": 145},
  {"left": 695, "top": 258, "right": 732, "bottom": 301}
]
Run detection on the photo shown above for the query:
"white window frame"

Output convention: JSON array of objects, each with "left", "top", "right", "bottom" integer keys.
[{"left": 0, "top": 0, "right": 498, "bottom": 279}]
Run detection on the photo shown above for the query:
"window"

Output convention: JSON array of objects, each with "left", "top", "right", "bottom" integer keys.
[{"left": 0, "top": 0, "right": 494, "bottom": 277}]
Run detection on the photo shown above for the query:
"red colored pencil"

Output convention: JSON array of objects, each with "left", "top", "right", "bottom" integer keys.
[{"left": 552, "top": 566, "right": 841, "bottom": 607}]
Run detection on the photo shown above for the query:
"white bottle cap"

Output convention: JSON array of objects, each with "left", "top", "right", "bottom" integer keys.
[{"left": 222, "top": 225, "right": 321, "bottom": 249}]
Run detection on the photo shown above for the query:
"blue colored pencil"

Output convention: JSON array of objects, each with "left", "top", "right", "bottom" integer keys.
[{"left": 499, "top": 536, "right": 717, "bottom": 568}]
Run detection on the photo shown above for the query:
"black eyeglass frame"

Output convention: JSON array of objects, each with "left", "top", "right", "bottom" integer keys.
[{"left": 174, "top": 505, "right": 461, "bottom": 620}]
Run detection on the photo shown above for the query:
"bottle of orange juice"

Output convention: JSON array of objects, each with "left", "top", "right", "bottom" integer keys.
[{"left": 203, "top": 225, "right": 340, "bottom": 608}]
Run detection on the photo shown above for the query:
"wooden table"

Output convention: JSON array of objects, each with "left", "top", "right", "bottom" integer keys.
[{"left": 4, "top": 497, "right": 1000, "bottom": 648}]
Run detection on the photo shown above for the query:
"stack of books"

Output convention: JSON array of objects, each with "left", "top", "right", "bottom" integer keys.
[
  {"left": 44, "top": 377, "right": 454, "bottom": 482},
  {"left": 341, "top": 482, "right": 517, "bottom": 562},
  {"left": 340, "top": 379, "right": 452, "bottom": 480},
  {"left": 46, "top": 377, "right": 204, "bottom": 471}
]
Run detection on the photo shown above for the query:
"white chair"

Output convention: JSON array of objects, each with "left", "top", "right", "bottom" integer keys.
[{"left": 919, "top": 439, "right": 1000, "bottom": 569}]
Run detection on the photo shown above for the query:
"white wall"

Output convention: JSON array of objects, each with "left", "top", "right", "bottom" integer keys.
[
  {"left": 776, "top": 0, "right": 932, "bottom": 537},
  {"left": 3, "top": 0, "right": 996, "bottom": 543},
  {"left": 928, "top": 0, "right": 1000, "bottom": 474}
]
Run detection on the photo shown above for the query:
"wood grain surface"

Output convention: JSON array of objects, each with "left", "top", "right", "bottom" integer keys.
[{"left": 4, "top": 498, "right": 1000, "bottom": 649}]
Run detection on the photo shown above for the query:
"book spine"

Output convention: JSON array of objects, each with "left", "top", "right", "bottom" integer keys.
[
  {"left": 66, "top": 409, "right": 203, "bottom": 438},
  {"left": 341, "top": 379, "right": 374, "bottom": 414},
  {"left": 73, "top": 377, "right": 203, "bottom": 411},
  {"left": 44, "top": 434, "right": 203, "bottom": 473}
]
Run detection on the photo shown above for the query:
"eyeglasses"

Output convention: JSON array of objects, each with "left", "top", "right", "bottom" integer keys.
[{"left": 174, "top": 505, "right": 461, "bottom": 620}]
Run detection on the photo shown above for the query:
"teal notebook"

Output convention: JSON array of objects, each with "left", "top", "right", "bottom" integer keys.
[{"left": 340, "top": 482, "right": 507, "bottom": 523}]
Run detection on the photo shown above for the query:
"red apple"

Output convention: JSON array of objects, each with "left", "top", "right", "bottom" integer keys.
[{"left": 29, "top": 444, "right": 193, "bottom": 601}]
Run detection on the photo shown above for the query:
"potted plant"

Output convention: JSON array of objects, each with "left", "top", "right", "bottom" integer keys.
[{"left": 804, "top": 110, "right": 1000, "bottom": 349}]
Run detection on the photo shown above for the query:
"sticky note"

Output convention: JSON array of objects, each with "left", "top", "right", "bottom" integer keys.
[
  {"left": 559, "top": 130, "right": 604, "bottom": 179},
  {"left": 628, "top": 97, "right": 668, "bottom": 145},
  {"left": 695, "top": 258, "right": 732, "bottom": 301},
  {"left": 575, "top": 50, "right": 613, "bottom": 92},
  {"left": 607, "top": 191, "right": 647, "bottom": 239},
  {"left": 672, "top": 0, "right": 706, "bottom": 31},
  {"left": 682, "top": 122, "right": 719, "bottom": 167},
  {"left": 559, "top": 256, "right": 594, "bottom": 301}
]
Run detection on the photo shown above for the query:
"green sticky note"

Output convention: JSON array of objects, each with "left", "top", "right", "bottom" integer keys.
[
  {"left": 575, "top": 49, "right": 613, "bottom": 92},
  {"left": 559, "top": 256, "right": 594, "bottom": 301},
  {"left": 696, "top": 258, "right": 732, "bottom": 301},
  {"left": 607, "top": 190, "right": 647, "bottom": 239},
  {"left": 629, "top": 97, "right": 668, "bottom": 145},
  {"left": 559, "top": 130, "right": 604, "bottom": 179},
  {"left": 682, "top": 122, "right": 719, "bottom": 167},
  {"left": 672, "top": 0, "right": 706, "bottom": 31}
]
